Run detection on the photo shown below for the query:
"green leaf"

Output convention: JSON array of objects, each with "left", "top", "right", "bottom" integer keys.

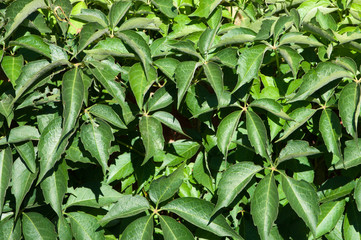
[
  {"left": 193, "top": 151, "right": 214, "bottom": 192},
  {"left": 334, "top": 139, "right": 361, "bottom": 169},
  {"left": 40, "top": 160, "right": 68, "bottom": 217},
  {"left": 214, "top": 28, "right": 256, "bottom": 48},
  {"left": 318, "top": 178, "right": 355, "bottom": 203},
  {"left": 159, "top": 215, "right": 194, "bottom": 240},
  {"left": 10, "top": 35, "right": 51, "bottom": 58},
  {"left": 277, "top": 140, "right": 320, "bottom": 164},
  {"left": 0, "top": 217, "right": 21, "bottom": 240},
  {"left": 334, "top": 57, "right": 357, "bottom": 75},
  {"left": 1, "top": 55, "right": 23, "bottom": 85},
  {"left": 119, "top": 17, "right": 162, "bottom": 31},
  {"left": 338, "top": 82, "right": 360, "bottom": 137},
  {"left": 88, "top": 104, "right": 126, "bottom": 129},
  {"left": 65, "top": 184, "right": 121, "bottom": 209},
  {"left": 279, "top": 32, "right": 323, "bottom": 46},
  {"left": 152, "top": 111, "right": 185, "bottom": 135},
  {"left": 12, "top": 158, "right": 37, "bottom": 216},
  {"left": 77, "top": 23, "right": 108, "bottom": 55},
  {"left": 73, "top": 9, "right": 108, "bottom": 28},
  {"left": 355, "top": 178, "right": 361, "bottom": 211},
  {"left": 100, "top": 195, "right": 150, "bottom": 224},
  {"left": 251, "top": 173, "right": 279, "bottom": 240},
  {"left": 212, "top": 48, "right": 238, "bottom": 68},
  {"left": 22, "top": 212, "right": 57, "bottom": 240},
  {"left": 278, "top": 46, "right": 303, "bottom": 78},
  {"left": 84, "top": 38, "right": 133, "bottom": 58},
  {"left": 109, "top": 0, "right": 131, "bottom": 29},
  {"left": 151, "top": 0, "right": 177, "bottom": 18},
  {"left": 0, "top": 94, "right": 14, "bottom": 127},
  {"left": 273, "top": 16, "right": 293, "bottom": 41},
  {"left": 158, "top": 140, "right": 200, "bottom": 167},
  {"left": 250, "top": 98, "right": 292, "bottom": 120},
  {"left": 139, "top": 116, "right": 164, "bottom": 164},
  {"left": 80, "top": 120, "right": 114, "bottom": 174},
  {"left": 6, "top": 125, "right": 40, "bottom": 143},
  {"left": 129, "top": 62, "right": 153, "bottom": 110},
  {"left": 281, "top": 174, "right": 320, "bottom": 236},
  {"left": 149, "top": 163, "right": 185, "bottom": 205},
  {"left": 0, "top": 148, "right": 12, "bottom": 216},
  {"left": 67, "top": 212, "right": 105, "bottom": 240},
  {"left": 107, "top": 153, "right": 134, "bottom": 184},
  {"left": 154, "top": 58, "right": 179, "bottom": 81},
  {"left": 14, "top": 59, "right": 69, "bottom": 102},
  {"left": 315, "top": 200, "right": 345, "bottom": 238},
  {"left": 163, "top": 197, "right": 242, "bottom": 239},
  {"left": 115, "top": 30, "right": 153, "bottom": 79},
  {"left": 216, "top": 110, "right": 242, "bottom": 155},
  {"left": 15, "top": 141, "right": 36, "bottom": 173},
  {"left": 120, "top": 215, "right": 154, "bottom": 240},
  {"left": 146, "top": 86, "right": 174, "bottom": 112},
  {"left": 62, "top": 67, "right": 84, "bottom": 136},
  {"left": 38, "top": 117, "right": 68, "bottom": 183},
  {"left": 198, "top": 28, "right": 217, "bottom": 56},
  {"left": 190, "top": 0, "right": 222, "bottom": 18},
  {"left": 3, "top": 0, "right": 47, "bottom": 41},
  {"left": 203, "top": 62, "right": 224, "bottom": 103},
  {"left": 175, "top": 61, "right": 200, "bottom": 109},
  {"left": 246, "top": 110, "right": 271, "bottom": 160},
  {"left": 87, "top": 60, "right": 134, "bottom": 124},
  {"left": 343, "top": 201, "right": 361, "bottom": 240},
  {"left": 235, "top": 45, "right": 268, "bottom": 93},
  {"left": 277, "top": 108, "right": 317, "bottom": 142},
  {"left": 169, "top": 41, "right": 203, "bottom": 60},
  {"left": 214, "top": 161, "right": 263, "bottom": 213},
  {"left": 289, "top": 62, "right": 352, "bottom": 103},
  {"left": 319, "top": 109, "right": 342, "bottom": 160}
]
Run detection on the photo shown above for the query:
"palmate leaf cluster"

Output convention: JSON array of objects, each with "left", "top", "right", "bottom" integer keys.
[{"left": 1, "top": 0, "right": 361, "bottom": 239}]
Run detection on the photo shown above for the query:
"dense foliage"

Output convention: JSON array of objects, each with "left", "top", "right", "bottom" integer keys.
[{"left": 1, "top": 0, "right": 361, "bottom": 239}]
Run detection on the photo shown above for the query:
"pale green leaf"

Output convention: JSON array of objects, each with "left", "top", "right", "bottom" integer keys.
[
  {"left": 278, "top": 46, "right": 303, "bottom": 78},
  {"left": 281, "top": 174, "right": 320, "bottom": 236},
  {"left": 355, "top": 178, "right": 361, "bottom": 211},
  {"left": 338, "top": 82, "right": 360, "bottom": 137},
  {"left": 62, "top": 67, "right": 84, "bottom": 136},
  {"left": 0, "top": 148, "right": 12, "bottom": 216},
  {"left": 214, "top": 28, "right": 256, "bottom": 48},
  {"left": 159, "top": 215, "right": 194, "bottom": 240},
  {"left": 65, "top": 184, "right": 121, "bottom": 209},
  {"left": 88, "top": 104, "right": 126, "bottom": 129},
  {"left": 73, "top": 9, "right": 108, "bottom": 27},
  {"left": 163, "top": 197, "right": 243, "bottom": 239},
  {"left": 109, "top": 0, "right": 131, "bottom": 29},
  {"left": 107, "top": 153, "right": 134, "bottom": 184},
  {"left": 151, "top": 0, "right": 177, "bottom": 18},
  {"left": 216, "top": 110, "right": 242, "bottom": 155},
  {"left": 80, "top": 120, "right": 114, "bottom": 174},
  {"left": 40, "top": 160, "right": 68, "bottom": 217},
  {"left": 214, "top": 161, "right": 262, "bottom": 213},
  {"left": 250, "top": 98, "right": 292, "bottom": 120},
  {"left": 129, "top": 62, "right": 153, "bottom": 110},
  {"left": 119, "top": 17, "right": 162, "bottom": 31},
  {"left": 149, "top": 163, "right": 185, "bottom": 205},
  {"left": 68, "top": 212, "right": 105, "bottom": 240},
  {"left": 146, "top": 86, "right": 174, "bottom": 112},
  {"left": 251, "top": 173, "right": 279, "bottom": 240},
  {"left": 198, "top": 28, "right": 217, "bottom": 56},
  {"left": 315, "top": 200, "right": 345, "bottom": 238},
  {"left": 10, "top": 35, "right": 51, "bottom": 58},
  {"left": 289, "top": 62, "right": 352, "bottom": 103},
  {"left": 15, "top": 141, "right": 36, "bottom": 173},
  {"left": 319, "top": 109, "right": 342, "bottom": 160},
  {"left": 278, "top": 140, "right": 320, "bottom": 164},
  {"left": 175, "top": 61, "right": 200, "bottom": 109},
  {"left": 343, "top": 201, "right": 361, "bottom": 240},
  {"left": 234, "top": 45, "right": 268, "bottom": 93},
  {"left": 193, "top": 151, "right": 214, "bottom": 192},
  {"left": 100, "top": 195, "right": 150, "bottom": 224},
  {"left": 77, "top": 23, "right": 108, "bottom": 55},
  {"left": 203, "top": 62, "right": 224, "bottom": 103},
  {"left": 3, "top": 0, "right": 47, "bottom": 41},
  {"left": 190, "top": 0, "right": 222, "bottom": 18},
  {"left": 246, "top": 110, "right": 270, "bottom": 160},
  {"left": 12, "top": 157, "right": 37, "bottom": 216},
  {"left": 0, "top": 217, "right": 21, "bottom": 240},
  {"left": 38, "top": 117, "right": 68, "bottom": 183},
  {"left": 1, "top": 55, "right": 23, "bottom": 85},
  {"left": 22, "top": 212, "right": 57, "bottom": 240},
  {"left": 139, "top": 116, "right": 164, "bottom": 164},
  {"left": 334, "top": 139, "right": 361, "bottom": 169},
  {"left": 152, "top": 111, "right": 185, "bottom": 135},
  {"left": 120, "top": 215, "right": 154, "bottom": 240}
]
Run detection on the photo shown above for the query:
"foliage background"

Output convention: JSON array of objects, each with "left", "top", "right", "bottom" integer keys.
[{"left": 1, "top": 0, "right": 361, "bottom": 239}]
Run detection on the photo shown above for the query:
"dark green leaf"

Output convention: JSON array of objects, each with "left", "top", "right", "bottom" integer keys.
[
  {"left": 0, "top": 148, "right": 12, "bottom": 216},
  {"left": 67, "top": 212, "right": 105, "bottom": 240},
  {"left": 109, "top": 0, "right": 132, "bottom": 29},
  {"left": 1, "top": 55, "right": 23, "bottom": 86},
  {"left": 216, "top": 110, "right": 242, "bottom": 155},
  {"left": 175, "top": 61, "right": 200, "bottom": 109},
  {"left": 159, "top": 215, "right": 194, "bottom": 240},
  {"left": 203, "top": 62, "right": 224, "bottom": 103},
  {"left": 278, "top": 140, "right": 320, "bottom": 164},
  {"left": 151, "top": 0, "right": 177, "bottom": 18},
  {"left": 22, "top": 212, "right": 57, "bottom": 240},
  {"left": 139, "top": 116, "right": 164, "bottom": 164},
  {"left": 250, "top": 98, "right": 292, "bottom": 120},
  {"left": 319, "top": 109, "right": 342, "bottom": 161},
  {"left": 120, "top": 215, "right": 153, "bottom": 240},
  {"left": 88, "top": 104, "right": 126, "bottom": 129}
]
